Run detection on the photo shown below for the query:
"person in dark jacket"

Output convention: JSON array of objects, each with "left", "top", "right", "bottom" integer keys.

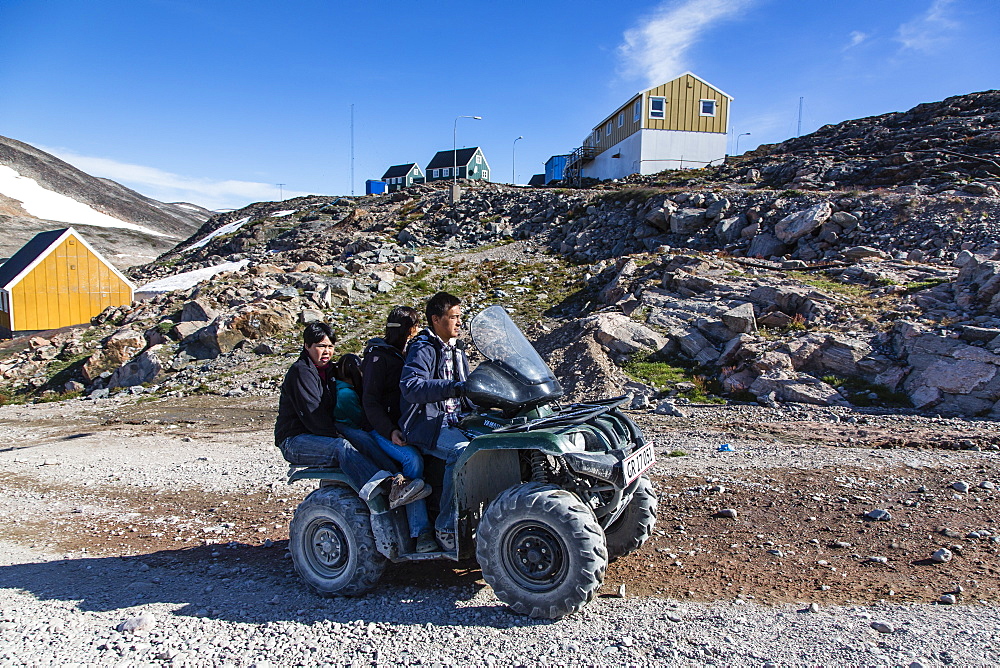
[
  {"left": 399, "top": 292, "right": 472, "bottom": 551},
  {"left": 361, "top": 306, "right": 436, "bottom": 552},
  {"left": 275, "top": 322, "right": 415, "bottom": 501}
]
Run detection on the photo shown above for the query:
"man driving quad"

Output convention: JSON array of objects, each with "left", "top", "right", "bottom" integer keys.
[{"left": 398, "top": 291, "right": 472, "bottom": 552}]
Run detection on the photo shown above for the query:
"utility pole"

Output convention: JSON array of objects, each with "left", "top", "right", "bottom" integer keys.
[
  {"left": 797, "top": 97, "right": 804, "bottom": 137},
  {"left": 350, "top": 104, "right": 355, "bottom": 196},
  {"left": 276, "top": 183, "right": 285, "bottom": 200}
]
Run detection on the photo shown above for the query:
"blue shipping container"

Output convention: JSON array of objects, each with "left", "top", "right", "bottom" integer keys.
[
  {"left": 366, "top": 180, "right": 387, "bottom": 195},
  {"left": 544, "top": 155, "right": 570, "bottom": 184}
]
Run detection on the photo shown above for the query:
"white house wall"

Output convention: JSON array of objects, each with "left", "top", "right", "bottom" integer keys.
[
  {"left": 639, "top": 129, "right": 727, "bottom": 174},
  {"left": 582, "top": 132, "right": 643, "bottom": 181},
  {"left": 582, "top": 129, "right": 727, "bottom": 180}
]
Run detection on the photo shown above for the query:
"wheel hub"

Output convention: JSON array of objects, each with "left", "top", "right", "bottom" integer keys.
[
  {"left": 504, "top": 523, "right": 566, "bottom": 591},
  {"left": 310, "top": 522, "right": 346, "bottom": 571}
]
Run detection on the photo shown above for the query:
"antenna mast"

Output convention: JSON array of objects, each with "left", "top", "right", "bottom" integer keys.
[
  {"left": 350, "top": 104, "right": 355, "bottom": 196},
  {"left": 797, "top": 97, "right": 804, "bottom": 137}
]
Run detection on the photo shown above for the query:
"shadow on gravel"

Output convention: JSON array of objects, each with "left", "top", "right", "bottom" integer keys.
[{"left": 0, "top": 541, "right": 550, "bottom": 629}]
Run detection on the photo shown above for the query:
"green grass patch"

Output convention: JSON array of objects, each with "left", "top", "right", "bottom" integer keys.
[
  {"left": 901, "top": 278, "right": 950, "bottom": 294},
  {"left": 624, "top": 355, "right": 724, "bottom": 403},
  {"left": 821, "top": 375, "right": 911, "bottom": 408},
  {"left": 666, "top": 450, "right": 687, "bottom": 457},
  {"left": 786, "top": 271, "right": 871, "bottom": 298}
]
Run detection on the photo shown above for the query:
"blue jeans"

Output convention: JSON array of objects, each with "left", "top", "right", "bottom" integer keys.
[
  {"left": 422, "top": 425, "right": 469, "bottom": 535},
  {"left": 279, "top": 433, "right": 385, "bottom": 490},
  {"left": 371, "top": 431, "right": 430, "bottom": 537},
  {"left": 336, "top": 424, "right": 398, "bottom": 473}
]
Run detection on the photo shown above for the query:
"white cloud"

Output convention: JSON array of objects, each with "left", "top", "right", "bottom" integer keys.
[
  {"left": 896, "top": 0, "right": 959, "bottom": 53},
  {"left": 844, "top": 30, "right": 869, "bottom": 50},
  {"left": 38, "top": 147, "right": 312, "bottom": 211},
  {"left": 619, "top": 0, "right": 755, "bottom": 87}
]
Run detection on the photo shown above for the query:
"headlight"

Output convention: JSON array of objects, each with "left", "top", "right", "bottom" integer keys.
[{"left": 564, "top": 431, "right": 587, "bottom": 452}]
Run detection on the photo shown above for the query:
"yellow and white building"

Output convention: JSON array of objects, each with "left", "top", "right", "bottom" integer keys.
[{"left": 566, "top": 72, "right": 732, "bottom": 181}]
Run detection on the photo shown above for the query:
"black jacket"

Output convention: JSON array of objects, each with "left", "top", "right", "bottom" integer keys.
[
  {"left": 274, "top": 351, "right": 339, "bottom": 447},
  {"left": 399, "top": 329, "right": 471, "bottom": 449},
  {"left": 360, "top": 337, "right": 405, "bottom": 441}
]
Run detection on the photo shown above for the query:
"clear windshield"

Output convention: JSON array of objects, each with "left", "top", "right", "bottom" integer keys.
[{"left": 469, "top": 306, "right": 555, "bottom": 384}]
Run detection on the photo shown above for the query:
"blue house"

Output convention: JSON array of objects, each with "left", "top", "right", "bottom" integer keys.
[
  {"left": 544, "top": 155, "right": 569, "bottom": 184},
  {"left": 425, "top": 147, "right": 490, "bottom": 183}
]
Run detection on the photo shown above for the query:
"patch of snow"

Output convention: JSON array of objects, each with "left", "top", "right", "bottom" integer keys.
[
  {"left": 135, "top": 260, "right": 250, "bottom": 299},
  {"left": 183, "top": 217, "right": 250, "bottom": 252},
  {"left": 271, "top": 209, "right": 296, "bottom": 217},
  {"left": 0, "top": 165, "right": 174, "bottom": 238}
]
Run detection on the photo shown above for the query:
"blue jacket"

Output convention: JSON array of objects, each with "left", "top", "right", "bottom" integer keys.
[{"left": 399, "top": 329, "right": 471, "bottom": 449}]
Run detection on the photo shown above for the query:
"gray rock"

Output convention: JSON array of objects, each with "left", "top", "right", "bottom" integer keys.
[
  {"left": 748, "top": 233, "right": 788, "bottom": 259},
  {"left": 715, "top": 509, "right": 738, "bottom": 519},
  {"left": 774, "top": 202, "right": 832, "bottom": 243},
  {"left": 952, "top": 481, "right": 970, "bottom": 493},
  {"left": 107, "top": 346, "right": 164, "bottom": 390},
  {"left": 939, "top": 593, "right": 957, "bottom": 605},
  {"left": 117, "top": 613, "right": 156, "bottom": 633},
  {"left": 181, "top": 299, "right": 219, "bottom": 323},
  {"left": 865, "top": 509, "right": 892, "bottom": 521},
  {"left": 670, "top": 208, "right": 707, "bottom": 235},
  {"left": 654, "top": 400, "right": 687, "bottom": 418},
  {"left": 842, "top": 246, "right": 889, "bottom": 261},
  {"left": 979, "top": 480, "right": 996, "bottom": 490},
  {"left": 715, "top": 215, "right": 747, "bottom": 244},
  {"left": 721, "top": 303, "right": 757, "bottom": 334},
  {"left": 585, "top": 313, "right": 670, "bottom": 356},
  {"left": 931, "top": 547, "right": 953, "bottom": 563},
  {"left": 870, "top": 621, "right": 894, "bottom": 634}
]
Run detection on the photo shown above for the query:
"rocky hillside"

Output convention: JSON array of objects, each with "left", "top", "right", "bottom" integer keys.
[
  {"left": 2, "top": 90, "right": 1000, "bottom": 422},
  {"left": 0, "top": 135, "right": 210, "bottom": 266},
  {"left": 716, "top": 89, "right": 1000, "bottom": 194}
]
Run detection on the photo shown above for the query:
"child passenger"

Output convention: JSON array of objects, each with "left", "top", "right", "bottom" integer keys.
[
  {"left": 334, "top": 354, "right": 430, "bottom": 513},
  {"left": 359, "top": 306, "right": 438, "bottom": 553}
]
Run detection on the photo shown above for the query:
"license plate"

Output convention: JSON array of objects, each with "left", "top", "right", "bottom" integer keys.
[{"left": 622, "top": 443, "right": 655, "bottom": 484}]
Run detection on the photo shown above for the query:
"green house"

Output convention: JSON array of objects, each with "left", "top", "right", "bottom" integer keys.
[
  {"left": 381, "top": 163, "right": 425, "bottom": 192},
  {"left": 425, "top": 147, "right": 490, "bottom": 183}
]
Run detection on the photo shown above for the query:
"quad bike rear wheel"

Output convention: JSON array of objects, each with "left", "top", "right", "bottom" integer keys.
[
  {"left": 477, "top": 482, "right": 607, "bottom": 619},
  {"left": 603, "top": 475, "right": 657, "bottom": 562},
  {"left": 289, "top": 485, "right": 385, "bottom": 596}
]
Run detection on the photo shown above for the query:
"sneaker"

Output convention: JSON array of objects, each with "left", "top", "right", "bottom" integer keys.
[
  {"left": 388, "top": 475, "right": 431, "bottom": 509},
  {"left": 435, "top": 529, "right": 456, "bottom": 552},
  {"left": 415, "top": 530, "right": 438, "bottom": 553}
]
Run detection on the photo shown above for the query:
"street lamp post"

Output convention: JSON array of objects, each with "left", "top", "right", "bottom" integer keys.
[
  {"left": 512, "top": 136, "right": 523, "bottom": 185},
  {"left": 736, "top": 132, "right": 751, "bottom": 155},
  {"left": 453, "top": 115, "right": 482, "bottom": 186}
]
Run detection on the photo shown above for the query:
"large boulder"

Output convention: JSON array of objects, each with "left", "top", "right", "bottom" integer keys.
[
  {"left": 584, "top": 313, "right": 670, "bottom": 357},
  {"left": 747, "top": 233, "right": 788, "bottom": 259},
  {"left": 180, "top": 299, "right": 219, "bottom": 323},
  {"left": 106, "top": 345, "right": 164, "bottom": 389},
  {"left": 749, "top": 371, "right": 846, "bottom": 406},
  {"left": 721, "top": 302, "right": 757, "bottom": 334},
  {"left": 599, "top": 259, "right": 638, "bottom": 305},
  {"left": 774, "top": 202, "right": 832, "bottom": 243},
  {"left": 670, "top": 208, "right": 707, "bottom": 235},
  {"left": 81, "top": 328, "right": 146, "bottom": 382},
  {"left": 715, "top": 215, "right": 748, "bottom": 244}
]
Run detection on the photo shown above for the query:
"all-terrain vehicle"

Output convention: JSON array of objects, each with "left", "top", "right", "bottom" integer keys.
[{"left": 286, "top": 305, "right": 657, "bottom": 619}]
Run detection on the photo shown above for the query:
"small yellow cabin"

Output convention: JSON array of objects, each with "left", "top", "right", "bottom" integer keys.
[{"left": 0, "top": 227, "right": 134, "bottom": 337}]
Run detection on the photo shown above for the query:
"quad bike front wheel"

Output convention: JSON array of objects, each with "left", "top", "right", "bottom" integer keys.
[
  {"left": 289, "top": 485, "right": 385, "bottom": 597},
  {"left": 604, "top": 475, "right": 658, "bottom": 562},
  {"left": 477, "top": 482, "right": 608, "bottom": 619}
]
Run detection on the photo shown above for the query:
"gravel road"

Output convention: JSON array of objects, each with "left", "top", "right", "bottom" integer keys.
[{"left": 1, "top": 394, "right": 998, "bottom": 666}]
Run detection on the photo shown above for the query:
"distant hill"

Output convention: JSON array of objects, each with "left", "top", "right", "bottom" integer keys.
[{"left": 0, "top": 135, "right": 210, "bottom": 267}]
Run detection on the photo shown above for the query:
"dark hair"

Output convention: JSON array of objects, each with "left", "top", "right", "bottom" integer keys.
[
  {"left": 425, "top": 291, "right": 461, "bottom": 325},
  {"left": 337, "top": 353, "right": 363, "bottom": 390},
  {"left": 385, "top": 306, "right": 419, "bottom": 350},
  {"left": 303, "top": 322, "right": 335, "bottom": 347}
]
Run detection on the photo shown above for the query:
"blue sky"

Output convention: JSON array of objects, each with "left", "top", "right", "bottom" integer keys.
[{"left": 1, "top": 0, "right": 997, "bottom": 210}]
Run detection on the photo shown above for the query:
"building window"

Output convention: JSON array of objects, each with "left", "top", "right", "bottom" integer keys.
[
  {"left": 606, "top": 121, "right": 612, "bottom": 136},
  {"left": 649, "top": 97, "right": 665, "bottom": 119},
  {"left": 444, "top": 168, "right": 451, "bottom": 177},
  {"left": 475, "top": 154, "right": 482, "bottom": 165},
  {"left": 482, "top": 170, "right": 488, "bottom": 180},
  {"left": 633, "top": 99, "right": 641, "bottom": 122},
  {"left": 700, "top": 99, "right": 717, "bottom": 116},
  {"left": 618, "top": 112, "right": 624, "bottom": 128},
  {"left": 432, "top": 169, "right": 439, "bottom": 178}
]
